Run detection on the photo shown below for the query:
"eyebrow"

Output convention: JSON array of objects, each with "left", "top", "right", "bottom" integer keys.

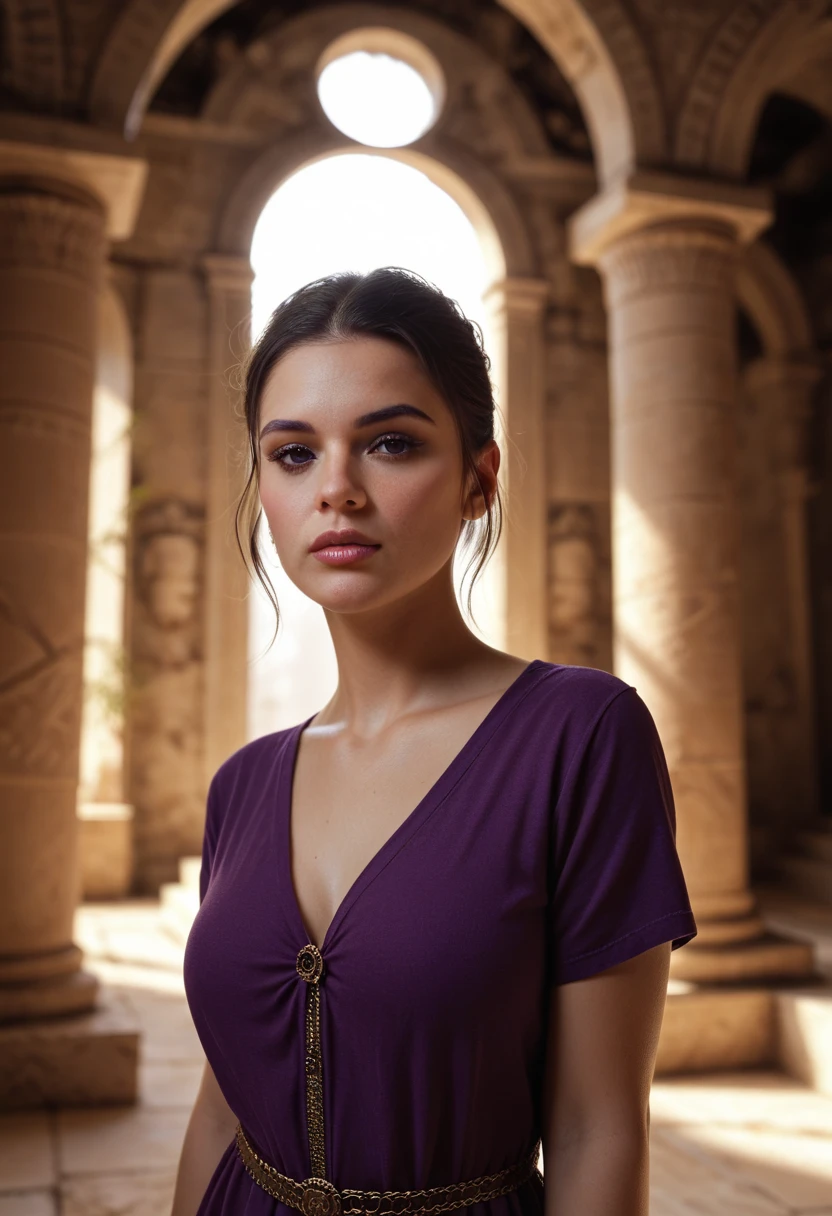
[{"left": 258, "top": 403, "right": 436, "bottom": 441}]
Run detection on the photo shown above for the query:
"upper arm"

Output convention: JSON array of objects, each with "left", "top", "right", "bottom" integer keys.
[{"left": 541, "top": 940, "right": 670, "bottom": 1158}]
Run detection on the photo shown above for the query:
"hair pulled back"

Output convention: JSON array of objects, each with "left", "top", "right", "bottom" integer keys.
[{"left": 235, "top": 266, "right": 504, "bottom": 631}]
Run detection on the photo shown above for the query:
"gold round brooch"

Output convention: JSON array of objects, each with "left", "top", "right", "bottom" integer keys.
[{"left": 296, "top": 943, "right": 324, "bottom": 984}]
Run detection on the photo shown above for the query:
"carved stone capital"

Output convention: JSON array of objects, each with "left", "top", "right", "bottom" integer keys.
[
  {"left": 0, "top": 139, "right": 147, "bottom": 240},
  {"left": 598, "top": 221, "right": 740, "bottom": 309},
  {"left": 0, "top": 191, "right": 106, "bottom": 281},
  {"left": 568, "top": 169, "right": 772, "bottom": 267}
]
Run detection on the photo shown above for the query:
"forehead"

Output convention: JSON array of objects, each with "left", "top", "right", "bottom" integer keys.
[{"left": 259, "top": 335, "right": 446, "bottom": 421}]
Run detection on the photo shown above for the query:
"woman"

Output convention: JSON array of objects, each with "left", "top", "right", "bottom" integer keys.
[{"left": 173, "top": 267, "right": 697, "bottom": 1216}]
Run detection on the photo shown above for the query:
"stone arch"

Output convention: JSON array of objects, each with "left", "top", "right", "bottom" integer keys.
[
  {"left": 216, "top": 135, "right": 531, "bottom": 283},
  {"left": 737, "top": 240, "right": 814, "bottom": 360},
  {"left": 774, "top": 23, "right": 832, "bottom": 126},
  {"left": 681, "top": 0, "right": 832, "bottom": 177},
  {"left": 88, "top": 0, "right": 648, "bottom": 185},
  {"left": 78, "top": 276, "right": 134, "bottom": 885},
  {"left": 207, "top": 9, "right": 556, "bottom": 404},
  {"left": 499, "top": 0, "right": 664, "bottom": 180},
  {"left": 206, "top": 3, "right": 551, "bottom": 278},
  {"left": 88, "top": 0, "right": 236, "bottom": 137}
]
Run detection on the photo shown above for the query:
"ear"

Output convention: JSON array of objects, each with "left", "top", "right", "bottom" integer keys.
[{"left": 462, "top": 440, "right": 500, "bottom": 521}]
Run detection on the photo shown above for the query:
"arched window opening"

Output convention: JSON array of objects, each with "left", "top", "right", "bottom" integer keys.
[{"left": 77, "top": 283, "right": 134, "bottom": 898}]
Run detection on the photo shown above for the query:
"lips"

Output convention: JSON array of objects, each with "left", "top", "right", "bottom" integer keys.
[{"left": 309, "top": 529, "right": 380, "bottom": 552}]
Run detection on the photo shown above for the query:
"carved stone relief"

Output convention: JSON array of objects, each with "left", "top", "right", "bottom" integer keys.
[
  {"left": 129, "top": 497, "right": 205, "bottom": 889},
  {"left": 673, "top": 0, "right": 785, "bottom": 166},
  {"left": 0, "top": 192, "right": 106, "bottom": 280},
  {"left": 0, "top": 626, "right": 84, "bottom": 780},
  {"left": 628, "top": 0, "right": 727, "bottom": 116},
  {"left": 547, "top": 502, "right": 612, "bottom": 670}
]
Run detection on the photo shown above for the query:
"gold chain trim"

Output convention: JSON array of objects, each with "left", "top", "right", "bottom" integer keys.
[
  {"left": 236, "top": 1122, "right": 543, "bottom": 1216},
  {"left": 296, "top": 944, "right": 327, "bottom": 1178}
]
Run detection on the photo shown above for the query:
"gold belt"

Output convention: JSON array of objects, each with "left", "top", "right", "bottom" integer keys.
[
  {"left": 239, "top": 944, "right": 542, "bottom": 1214},
  {"left": 235, "top": 1122, "right": 543, "bottom": 1216}
]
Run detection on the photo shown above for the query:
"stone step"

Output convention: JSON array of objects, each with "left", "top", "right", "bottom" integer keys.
[
  {"left": 159, "top": 880, "right": 199, "bottom": 946},
  {"left": 658, "top": 980, "right": 832, "bottom": 1096},
  {"left": 776, "top": 984, "right": 832, "bottom": 1097},
  {"left": 781, "top": 856, "right": 832, "bottom": 905},
  {"left": 0, "top": 988, "right": 140, "bottom": 1109}
]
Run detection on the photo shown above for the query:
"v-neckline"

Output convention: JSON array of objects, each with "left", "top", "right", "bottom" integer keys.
[{"left": 277, "top": 658, "right": 545, "bottom": 954}]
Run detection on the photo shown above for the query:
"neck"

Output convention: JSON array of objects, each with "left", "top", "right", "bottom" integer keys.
[{"left": 318, "top": 562, "right": 498, "bottom": 733}]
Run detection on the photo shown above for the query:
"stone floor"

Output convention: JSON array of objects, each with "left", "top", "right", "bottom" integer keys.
[{"left": 0, "top": 898, "right": 831, "bottom": 1215}]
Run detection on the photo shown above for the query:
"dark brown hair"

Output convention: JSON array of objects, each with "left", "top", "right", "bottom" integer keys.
[{"left": 235, "top": 266, "right": 504, "bottom": 631}]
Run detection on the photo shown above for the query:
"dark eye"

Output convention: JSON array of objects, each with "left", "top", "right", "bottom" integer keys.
[
  {"left": 370, "top": 433, "right": 422, "bottom": 458},
  {"left": 267, "top": 443, "right": 314, "bottom": 473}
]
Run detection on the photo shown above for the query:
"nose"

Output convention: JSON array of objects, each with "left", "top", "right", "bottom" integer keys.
[{"left": 315, "top": 445, "right": 367, "bottom": 512}]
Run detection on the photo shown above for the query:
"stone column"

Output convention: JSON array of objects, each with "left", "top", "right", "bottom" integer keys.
[
  {"left": 202, "top": 254, "right": 253, "bottom": 785},
  {"left": 0, "top": 187, "right": 107, "bottom": 1021},
  {"left": 0, "top": 140, "right": 145, "bottom": 1105},
  {"left": 569, "top": 172, "right": 814, "bottom": 983},
  {"left": 482, "top": 277, "right": 550, "bottom": 662},
  {"left": 744, "top": 356, "right": 823, "bottom": 833}
]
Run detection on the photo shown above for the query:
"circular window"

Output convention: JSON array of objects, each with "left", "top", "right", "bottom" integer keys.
[{"left": 315, "top": 29, "right": 445, "bottom": 148}]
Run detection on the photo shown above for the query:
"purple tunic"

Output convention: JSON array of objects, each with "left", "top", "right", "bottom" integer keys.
[{"left": 184, "top": 659, "right": 697, "bottom": 1215}]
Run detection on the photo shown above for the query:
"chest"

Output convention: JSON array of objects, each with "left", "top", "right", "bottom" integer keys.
[{"left": 289, "top": 704, "right": 504, "bottom": 949}]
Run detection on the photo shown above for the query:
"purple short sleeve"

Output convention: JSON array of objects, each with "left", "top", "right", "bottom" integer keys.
[{"left": 548, "top": 685, "right": 697, "bottom": 984}]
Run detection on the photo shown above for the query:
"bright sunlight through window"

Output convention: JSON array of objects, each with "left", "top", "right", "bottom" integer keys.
[
  {"left": 251, "top": 155, "right": 487, "bottom": 336},
  {"left": 316, "top": 38, "right": 440, "bottom": 148},
  {"left": 248, "top": 153, "right": 501, "bottom": 739}
]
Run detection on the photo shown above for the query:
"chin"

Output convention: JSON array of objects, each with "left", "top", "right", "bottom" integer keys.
[{"left": 299, "top": 577, "right": 389, "bottom": 613}]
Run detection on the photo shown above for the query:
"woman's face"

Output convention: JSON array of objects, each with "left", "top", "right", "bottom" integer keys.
[{"left": 257, "top": 335, "right": 496, "bottom": 615}]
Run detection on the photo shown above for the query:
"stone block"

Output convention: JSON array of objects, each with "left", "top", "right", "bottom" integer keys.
[
  {"left": 775, "top": 984, "right": 832, "bottom": 1096},
  {"left": 0, "top": 991, "right": 139, "bottom": 1111},
  {"left": 657, "top": 985, "right": 776, "bottom": 1075},
  {"left": 78, "top": 804, "right": 134, "bottom": 900}
]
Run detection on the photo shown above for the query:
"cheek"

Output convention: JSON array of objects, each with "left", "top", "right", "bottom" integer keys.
[
  {"left": 378, "top": 457, "right": 463, "bottom": 537},
  {"left": 258, "top": 467, "right": 304, "bottom": 538}
]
